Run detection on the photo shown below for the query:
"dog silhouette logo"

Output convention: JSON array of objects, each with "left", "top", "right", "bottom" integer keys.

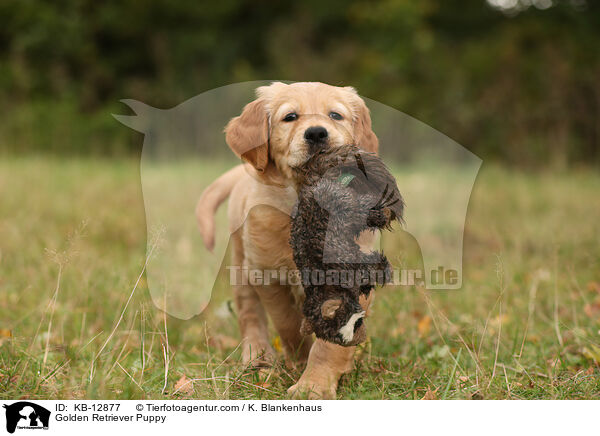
[
  {"left": 114, "top": 81, "right": 482, "bottom": 320},
  {"left": 3, "top": 402, "right": 50, "bottom": 433}
]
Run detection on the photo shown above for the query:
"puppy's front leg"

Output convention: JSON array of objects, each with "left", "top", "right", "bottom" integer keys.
[
  {"left": 233, "top": 283, "right": 274, "bottom": 366},
  {"left": 254, "top": 283, "right": 312, "bottom": 363},
  {"left": 231, "top": 230, "right": 274, "bottom": 366},
  {"left": 287, "top": 339, "right": 355, "bottom": 399}
]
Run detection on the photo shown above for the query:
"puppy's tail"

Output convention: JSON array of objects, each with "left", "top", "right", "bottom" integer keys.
[{"left": 195, "top": 164, "right": 245, "bottom": 252}]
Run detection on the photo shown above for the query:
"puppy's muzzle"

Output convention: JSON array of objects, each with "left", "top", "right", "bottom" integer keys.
[{"left": 304, "top": 126, "right": 329, "bottom": 152}]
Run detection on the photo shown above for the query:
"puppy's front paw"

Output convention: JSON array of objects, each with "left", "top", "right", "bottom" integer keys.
[
  {"left": 242, "top": 339, "right": 276, "bottom": 368},
  {"left": 287, "top": 372, "right": 337, "bottom": 400}
]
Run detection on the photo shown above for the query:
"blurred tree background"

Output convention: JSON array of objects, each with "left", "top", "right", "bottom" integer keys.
[{"left": 0, "top": 0, "right": 598, "bottom": 167}]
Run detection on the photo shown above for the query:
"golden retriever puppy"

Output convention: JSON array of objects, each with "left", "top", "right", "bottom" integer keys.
[{"left": 196, "top": 82, "right": 378, "bottom": 399}]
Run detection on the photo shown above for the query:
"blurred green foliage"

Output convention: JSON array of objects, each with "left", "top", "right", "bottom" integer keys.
[{"left": 0, "top": 0, "right": 598, "bottom": 166}]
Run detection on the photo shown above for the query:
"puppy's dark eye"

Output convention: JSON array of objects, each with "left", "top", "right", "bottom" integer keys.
[
  {"left": 329, "top": 111, "right": 343, "bottom": 121},
  {"left": 283, "top": 112, "right": 298, "bottom": 122}
]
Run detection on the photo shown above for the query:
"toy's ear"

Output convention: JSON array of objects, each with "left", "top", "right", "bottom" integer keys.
[{"left": 321, "top": 299, "right": 342, "bottom": 319}]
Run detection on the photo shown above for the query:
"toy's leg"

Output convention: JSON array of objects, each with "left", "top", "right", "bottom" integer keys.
[
  {"left": 231, "top": 230, "right": 274, "bottom": 366},
  {"left": 254, "top": 282, "right": 313, "bottom": 363},
  {"left": 288, "top": 292, "right": 374, "bottom": 399}
]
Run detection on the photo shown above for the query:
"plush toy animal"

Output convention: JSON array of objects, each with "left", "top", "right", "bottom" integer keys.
[{"left": 290, "top": 144, "right": 403, "bottom": 346}]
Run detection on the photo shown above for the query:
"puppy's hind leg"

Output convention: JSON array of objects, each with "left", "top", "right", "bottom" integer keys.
[{"left": 231, "top": 230, "right": 274, "bottom": 367}]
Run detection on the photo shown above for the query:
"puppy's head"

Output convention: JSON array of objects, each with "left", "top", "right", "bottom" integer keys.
[{"left": 225, "top": 82, "right": 378, "bottom": 180}]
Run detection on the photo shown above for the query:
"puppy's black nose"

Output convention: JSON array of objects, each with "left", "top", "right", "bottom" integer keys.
[{"left": 304, "top": 126, "right": 328, "bottom": 144}]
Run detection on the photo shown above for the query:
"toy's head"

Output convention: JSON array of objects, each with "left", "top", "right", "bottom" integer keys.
[
  {"left": 293, "top": 144, "right": 404, "bottom": 226},
  {"left": 301, "top": 293, "right": 367, "bottom": 346}
]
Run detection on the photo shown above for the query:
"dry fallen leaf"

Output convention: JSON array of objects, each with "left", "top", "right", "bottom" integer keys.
[
  {"left": 421, "top": 387, "right": 438, "bottom": 400},
  {"left": 583, "top": 302, "right": 600, "bottom": 320},
  {"left": 417, "top": 315, "right": 432, "bottom": 337},
  {"left": 174, "top": 375, "right": 194, "bottom": 395},
  {"left": 587, "top": 282, "right": 600, "bottom": 293},
  {"left": 457, "top": 376, "right": 469, "bottom": 387},
  {"left": 0, "top": 329, "right": 12, "bottom": 346}
]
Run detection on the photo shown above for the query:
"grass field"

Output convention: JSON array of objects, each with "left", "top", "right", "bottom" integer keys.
[{"left": 1, "top": 156, "right": 599, "bottom": 399}]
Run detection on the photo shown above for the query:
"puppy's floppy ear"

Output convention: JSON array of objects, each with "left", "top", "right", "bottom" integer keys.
[
  {"left": 354, "top": 99, "right": 379, "bottom": 154},
  {"left": 346, "top": 88, "right": 379, "bottom": 154},
  {"left": 321, "top": 299, "right": 342, "bottom": 319},
  {"left": 225, "top": 98, "right": 269, "bottom": 173}
]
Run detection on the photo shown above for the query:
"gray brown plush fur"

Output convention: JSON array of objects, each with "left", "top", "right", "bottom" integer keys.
[{"left": 290, "top": 144, "right": 404, "bottom": 346}]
